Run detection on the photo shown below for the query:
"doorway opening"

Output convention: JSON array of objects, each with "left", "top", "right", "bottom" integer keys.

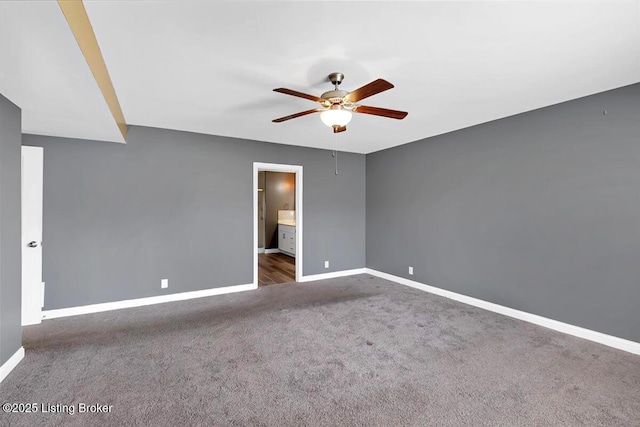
[{"left": 253, "top": 163, "right": 303, "bottom": 287}]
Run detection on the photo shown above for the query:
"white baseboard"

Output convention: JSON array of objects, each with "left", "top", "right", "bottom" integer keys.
[
  {"left": 0, "top": 346, "right": 25, "bottom": 383},
  {"left": 264, "top": 248, "right": 280, "bottom": 254},
  {"left": 42, "top": 283, "right": 257, "bottom": 320},
  {"left": 366, "top": 269, "right": 640, "bottom": 356},
  {"left": 257, "top": 247, "right": 265, "bottom": 254},
  {"left": 300, "top": 268, "right": 367, "bottom": 283}
]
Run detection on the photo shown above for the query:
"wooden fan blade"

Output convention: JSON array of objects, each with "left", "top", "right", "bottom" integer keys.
[
  {"left": 353, "top": 105, "right": 408, "bottom": 120},
  {"left": 272, "top": 109, "right": 322, "bottom": 123},
  {"left": 333, "top": 125, "right": 347, "bottom": 133},
  {"left": 273, "top": 88, "right": 326, "bottom": 103},
  {"left": 345, "top": 79, "right": 394, "bottom": 102}
]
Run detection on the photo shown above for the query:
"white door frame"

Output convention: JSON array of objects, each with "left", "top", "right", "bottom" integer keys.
[
  {"left": 21, "top": 146, "right": 44, "bottom": 325},
  {"left": 253, "top": 162, "right": 303, "bottom": 286}
]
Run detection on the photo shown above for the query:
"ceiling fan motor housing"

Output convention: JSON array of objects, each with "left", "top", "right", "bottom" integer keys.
[{"left": 321, "top": 90, "right": 349, "bottom": 104}]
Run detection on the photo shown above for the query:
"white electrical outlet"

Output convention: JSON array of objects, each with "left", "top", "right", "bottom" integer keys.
[
  {"left": 161, "top": 279, "right": 169, "bottom": 289},
  {"left": 408, "top": 266, "right": 414, "bottom": 275},
  {"left": 324, "top": 261, "right": 329, "bottom": 269}
]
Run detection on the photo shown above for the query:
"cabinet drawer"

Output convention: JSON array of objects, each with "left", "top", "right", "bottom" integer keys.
[
  {"left": 279, "top": 224, "right": 296, "bottom": 234},
  {"left": 281, "top": 231, "right": 294, "bottom": 242}
]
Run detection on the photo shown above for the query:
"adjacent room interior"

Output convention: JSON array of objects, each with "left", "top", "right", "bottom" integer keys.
[
  {"left": 0, "top": 1, "right": 639, "bottom": 426},
  {"left": 257, "top": 169, "right": 297, "bottom": 286}
]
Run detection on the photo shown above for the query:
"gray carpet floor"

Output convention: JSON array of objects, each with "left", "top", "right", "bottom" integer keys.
[{"left": 1, "top": 274, "right": 639, "bottom": 426}]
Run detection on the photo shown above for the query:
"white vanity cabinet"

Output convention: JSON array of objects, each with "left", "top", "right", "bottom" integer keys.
[{"left": 278, "top": 224, "right": 296, "bottom": 257}]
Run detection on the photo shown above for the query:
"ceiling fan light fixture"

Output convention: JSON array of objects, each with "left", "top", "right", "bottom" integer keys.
[{"left": 320, "top": 105, "right": 352, "bottom": 128}]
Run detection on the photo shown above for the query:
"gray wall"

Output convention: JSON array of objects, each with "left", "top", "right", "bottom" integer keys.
[
  {"left": 23, "top": 126, "right": 366, "bottom": 310},
  {"left": 367, "top": 83, "right": 640, "bottom": 342},
  {"left": 0, "top": 94, "right": 22, "bottom": 365},
  {"left": 264, "top": 172, "right": 295, "bottom": 249}
]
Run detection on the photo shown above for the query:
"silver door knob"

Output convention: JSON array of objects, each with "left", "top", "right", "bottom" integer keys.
[{"left": 27, "top": 241, "right": 38, "bottom": 248}]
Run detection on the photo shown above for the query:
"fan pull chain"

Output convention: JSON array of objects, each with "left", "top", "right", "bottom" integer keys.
[
  {"left": 332, "top": 131, "right": 336, "bottom": 157},
  {"left": 333, "top": 131, "right": 339, "bottom": 175}
]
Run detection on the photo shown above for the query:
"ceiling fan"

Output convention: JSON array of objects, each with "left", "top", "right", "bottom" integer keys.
[{"left": 272, "top": 72, "right": 408, "bottom": 133}]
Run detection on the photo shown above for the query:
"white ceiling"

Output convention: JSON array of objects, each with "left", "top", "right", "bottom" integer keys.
[
  {"left": 0, "top": 1, "right": 124, "bottom": 143},
  {"left": 1, "top": 1, "right": 639, "bottom": 153}
]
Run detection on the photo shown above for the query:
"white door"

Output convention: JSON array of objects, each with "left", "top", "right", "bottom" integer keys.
[{"left": 21, "top": 146, "right": 44, "bottom": 325}]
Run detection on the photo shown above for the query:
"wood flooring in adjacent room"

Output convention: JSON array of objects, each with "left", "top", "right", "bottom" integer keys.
[{"left": 258, "top": 252, "right": 295, "bottom": 286}]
